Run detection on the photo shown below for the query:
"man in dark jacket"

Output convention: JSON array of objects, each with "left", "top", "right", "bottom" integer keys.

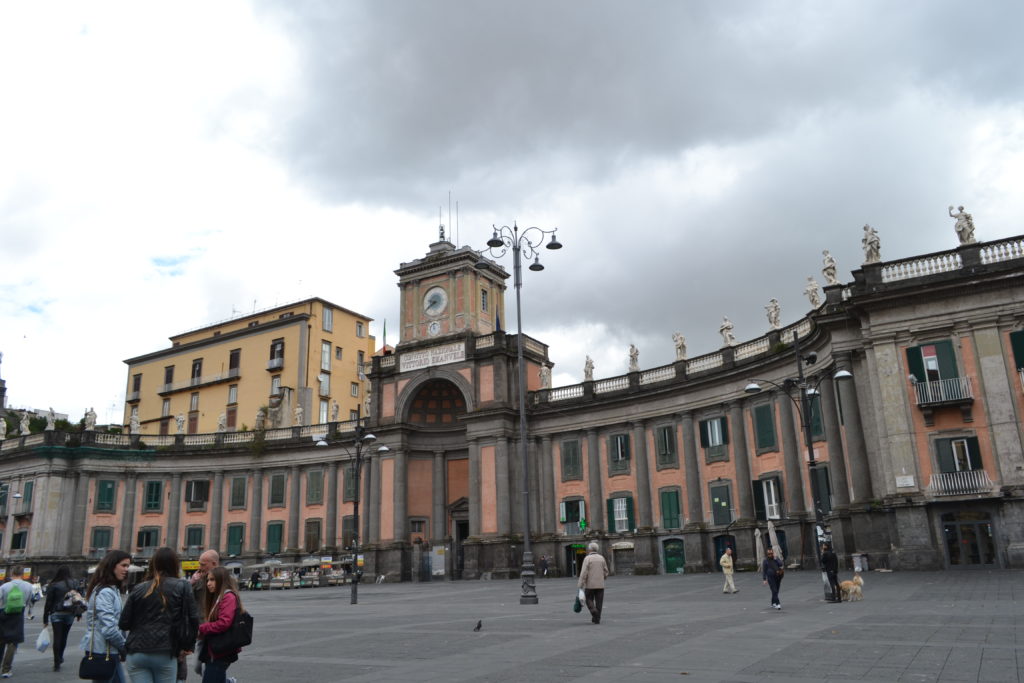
[{"left": 821, "top": 543, "right": 841, "bottom": 602}]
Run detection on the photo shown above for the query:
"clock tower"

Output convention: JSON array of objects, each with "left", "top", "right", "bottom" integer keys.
[{"left": 394, "top": 233, "right": 508, "bottom": 346}]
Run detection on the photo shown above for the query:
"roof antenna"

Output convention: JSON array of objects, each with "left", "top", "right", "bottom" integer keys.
[
  {"left": 456, "top": 200, "right": 460, "bottom": 246},
  {"left": 448, "top": 190, "right": 452, "bottom": 244}
]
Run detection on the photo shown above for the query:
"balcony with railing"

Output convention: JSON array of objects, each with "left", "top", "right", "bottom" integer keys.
[
  {"left": 926, "top": 469, "right": 996, "bottom": 497},
  {"left": 89, "top": 547, "right": 109, "bottom": 560},
  {"left": 136, "top": 547, "right": 157, "bottom": 559},
  {"left": 912, "top": 376, "right": 974, "bottom": 425},
  {"left": 158, "top": 368, "right": 241, "bottom": 395},
  {"left": 267, "top": 357, "right": 284, "bottom": 371}
]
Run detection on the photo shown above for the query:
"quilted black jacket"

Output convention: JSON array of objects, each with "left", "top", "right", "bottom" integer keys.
[{"left": 119, "top": 577, "right": 198, "bottom": 655}]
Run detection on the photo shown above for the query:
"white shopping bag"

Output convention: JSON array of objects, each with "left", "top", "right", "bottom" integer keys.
[
  {"left": 578, "top": 588, "right": 586, "bottom": 601},
  {"left": 35, "top": 625, "right": 50, "bottom": 653}
]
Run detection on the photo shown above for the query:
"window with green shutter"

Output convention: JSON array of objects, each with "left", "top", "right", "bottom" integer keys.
[
  {"left": 660, "top": 489, "right": 681, "bottom": 529},
  {"left": 230, "top": 477, "right": 246, "bottom": 509},
  {"left": 306, "top": 470, "right": 324, "bottom": 505},
  {"left": 608, "top": 433, "right": 630, "bottom": 474},
  {"left": 561, "top": 440, "right": 582, "bottom": 481},
  {"left": 709, "top": 483, "right": 732, "bottom": 526},
  {"left": 655, "top": 426, "right": 678, "bottom": 467},
  {"left": 96, "top": 480, "right": 117, "bottom": 513},
  {"left": 906, "top": 340, "right": 958, "bottom": 382},
  {"left": 699, "top": 417, "right": 729, "bottom": 462},
  {"left": 269, "top": 473, "right": 286, "bottom": 507},
  {"left": 343, "top": 466, "right": 357, "bottom": 502},
  {"left": 752, "top": 476, "right": 783, "bottom": 521},
  {"left": 185, "top": 526, "right": 204, "bottom": 548},
  {"left": 809, "top": 395, "right": 824, "bottom": 440},
  {"left": 935, "top": 437, "right": 982, "bottom": 473},
  {"left": 606, "top": 495, "right": 635, "bottom": 533},
  {"left": 227, "top": 524, "right": 244, "bottom": 556},
  {"left": 144, "top": 481, "right": 163, "bottom": 512},
  {"left": 753, "top": 404, "right": 777, "bottom": 451},
  {"left": 1010, "top": 330, "right": 1024, "bottom": 370},
  {"left": 91, "top": 527, "right": 113, "bottom": 550},
  {"left": 266, "top": 522, "right": 284, "bottom": 554}
]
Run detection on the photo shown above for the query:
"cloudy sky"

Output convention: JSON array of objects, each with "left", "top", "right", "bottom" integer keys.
[{"left": 2, "top": 1, "right": 1023, "bottom": 424}]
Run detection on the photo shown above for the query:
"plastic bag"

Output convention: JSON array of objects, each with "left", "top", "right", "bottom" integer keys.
[
  {"left": 578, "top": 588, "right": 586, "bottom": 601},
  {"left": 35, "top": 625, "right": 50, "bottom": 653},
  {"left": 572, "top": 596, "right": 582, "bottom": 613}
]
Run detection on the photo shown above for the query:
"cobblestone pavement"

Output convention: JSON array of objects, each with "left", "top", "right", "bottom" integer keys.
[{"left": 14, "top": 569, "right": 1024, "bottom": 682}]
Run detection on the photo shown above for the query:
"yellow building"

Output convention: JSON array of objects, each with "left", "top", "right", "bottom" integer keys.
[{"left": 123, "top": 298, "right": 375, "bottom": 435}]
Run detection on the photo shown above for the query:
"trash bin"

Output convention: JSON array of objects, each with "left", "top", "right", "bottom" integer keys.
[{"left": 852, "top": 553, "right": 869, "bottom": 572}]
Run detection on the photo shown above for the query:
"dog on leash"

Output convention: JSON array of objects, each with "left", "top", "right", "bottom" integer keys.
[{"left": 839, "top": 572, "right": 864, "bottom": 601}]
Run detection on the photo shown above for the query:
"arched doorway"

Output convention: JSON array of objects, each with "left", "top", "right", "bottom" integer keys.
[
  {"left": 713, "top": 534, "right": 737, "bottom": 570},
  {"left": 663, "top": 538, "right": 685, "bottom": 574}
]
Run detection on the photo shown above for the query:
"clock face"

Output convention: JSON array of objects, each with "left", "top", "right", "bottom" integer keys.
[
  {"left": 428, "top": 320, "right": 441, "bottom": 337},
  {"left": 423, "top": 286, "right": 448, "bottom": 317}
]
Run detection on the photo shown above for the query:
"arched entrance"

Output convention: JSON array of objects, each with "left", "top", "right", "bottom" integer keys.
[
  {"left": 405, "top": 379, "right": 467, "bottom": 425},
  {"left": 663, "top": 538, "right": 685, "bottom": 574}
]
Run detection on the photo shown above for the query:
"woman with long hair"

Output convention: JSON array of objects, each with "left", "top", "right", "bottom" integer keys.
[
  {"left": 43, "top": 565, "right": 76, "bottom": 672},
  {"left": 79, "top": 550, "right": 132, "bottom": 683},
  {"left": 119, "top": 547, "right": 198, "bottom": 683},
  {"left": 197, "top": 567, "right": 243, "bottom": 683}
]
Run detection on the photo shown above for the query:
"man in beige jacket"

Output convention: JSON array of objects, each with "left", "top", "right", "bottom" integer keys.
[
  {"left": 720, "top": 547, "right": 738, "bottom": 593},
  {"left": 577, "top": 542, "right": 609, "bottom": 624}
]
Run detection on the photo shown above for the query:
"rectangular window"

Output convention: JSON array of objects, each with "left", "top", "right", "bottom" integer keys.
[
  {"left": 607, "top": 496, "right": 635, "bottom": 533},
  {"left": 226, "top": 405, "right": 237, "bottom": 429},
  {"left": 306, "top": 470, "right": 324, "bottom": 505},
  {"left": 91, "top": 527, "right": 112, "bottom": 551},
  {"left": 335, "top": 346, "right": 343, "bottom": 360},
  {"left": 655, "top": 425, "right": 677, "bottom": 466},
  {"left": 350, "top": 382, "right": 359, "bottom": 397},
  {"left": 323, "top": 305, "right": 334, "bottom": 332},
  {"left": 185, "top": 526, "right": 204, "bottom": 549},
  {"left": 343, "top": 466, "right": 357, "bottom": 502},
  {"left": 132, "top": 373, "right": 142, "bottom": 393},
  {"left": 161, "top": 399, "right": 171, "bottom": 417},
  {"left": 906, "top": 340, "right": 958, "bottom": 382},
  {"left": 269, "top": 473, "right": 286, "bottom": 507},
  {"left": 699, "top": 417, "right": 729, "bottom": 462},
  {"left": 936, "top": 436, "right": 982, "bottom": 473},
  {"left": 660, "top": 489, "right": 681, "bottom": 529},
  {"left": 753, "top": 477, "right": 783, "bottom": 521},
  {"left": 190, "top": 392, "right": 199, "bottom": 411},
  {"left": 164, "top": 366, "right": 174, "bottom": 386},
  {"left": 137, "top": 527, "right": 159, "bottom": 549},
  {"left": 230, "top": 477, "right": 247, "bottom": 509},
  {"left": 481, "top": 289, "right": 489, "bottom": 312},
  {"left": 269, "top": 339, "right": 285, "bottom": 361},
  {"left": 320, "top": 374, "right": 331, "bottom": 396},
  {"left": 710, "top": 483, "right": 732, "bottom": 526},
  {"left": 185, "top": 480, "right": 210, "bottom": 511},
  {"left": 410, "top": 520, "right": 426, "bottom": 533},
  {"left": 341, "top": 516, "right": 355, "bottom": 550},
  {"left": 228, "top": 348, "right": 241, "bottom": 372},
  {"left": 11, "top": 531, "right": 27, "bottom": 551},
  {"left": 304, "top": 519, "right": 322, "bottom": 552},
  {"left": 144, "top": 481, "right": 163, "bottom": 512},
  {"left": 559, "top": 499, "right": 585, "bottom": 524},
  {"left": 191, "top": 359, "right": 203, "bottom": 382},
  {"left": 21, "top": 481, "right": 32, "bottom": 508},
  {"left": 96, "top": 480, "right": 117, "bottom": 513},
  {"left": 809, "top": 394, "right": 824, "bottom": 439},
  {"left": 319, "top": 399, "right": 329, "bottom": 424},
  {"left": 356, "top": 321, "right": 365, "bottom": 337},
  {"left": 321, "top": 341, "right": 332, "bottom": 371},
  {"left": 1010, "top": 330, "right": 1024, "bottom": 370},
  {"left": 349, "top": 409, "right": 359, "bottom": 421},
  {"left": 227, "top": 524, "right": 244, "bottom": 556},
  {"left": 357, "top": 350, "right": 365, "bottom": 367},
  {"left": 753, "top": 404, "right": 777, "bottom": 450},
  {"left": 270, "top": 375, "right": 281, "bottom": 396},
  {"left": 561, "top": 440, "right": 582, "bottom": 480},
  {"left": 608, "top": 433, "right": 630, "bottom": 474},
  {"left": 228, "top": 384, "right": 238, "bottom": 405},
  {"left": 266, "top": 522, "right": 284, "bottom": 554}
]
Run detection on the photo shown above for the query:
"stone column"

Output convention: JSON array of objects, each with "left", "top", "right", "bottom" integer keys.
[
  {"left": 249, "top": 471, "right": 263, "bottom": 553},
  {"left": 432, "top": 450, "right": 446, "bottom": 541},
  {"left": 540, "top": 435, "right": 555, "bottom": 533},
  {"left": 973, "top": 325, "right": 1024, "bottom": 485},
  {"left": 835, "top": 357, "right": 872, "bottom": 502},
  {"left": 209, "top": 470, "right": 224, "bottom": 552},
  {"left": 495, "top": 436, "right": 510, "bottom": 535},
  {"left": 167, "top": 473, "right": 183, "bottom": 550},
  {"left": 468, "top": 438, "right": 481, "bottom": 536},
  {"left": 729, "top": 402, "right": 754, "bottom": 519},
  {"left": 67, "top": 472, "right": 88, "bottom": 556},
  {"left": 820, "top": 376, "right": 850, "bottom": 508},
  {"left": 326, "top": 461, "right": 339, "bottom": 551},
  {"left": 529, "top": 436, "right": 541, "bottom": 536},
  {"left": 361, "top": 452, "right": 373, "bottom": 543},
  {"left": 120, "top": 473, "right": 137, "bottom": 553},
  {"left": 681, "top": 413, "right": 702, "bottom": 523},
  {"left": 631, "top": 421, "right": 653, "bottom": 528},
  {"left": 369, "top": 453, "right": 382, "bottom": 542},
  {"left": 287, "top": 465, "right": 301, "bottom": 551},
  {"left": 393, "top": 449, "right": 408, "bottom": 542},
  {"left": 777, "top": 391, "right": 807, "bottom": 513},
  {"left": 586, "top": 429, "right": 604, "bottom": 530}
]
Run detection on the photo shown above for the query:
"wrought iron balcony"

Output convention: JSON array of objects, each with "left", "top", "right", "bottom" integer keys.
[
  {"left": 926, "top": 469, "right": 995, "bottom": 496},
  {"left": 267, "top": 357, "right": 285, "bottom": 371},
  {"left": 912, "top": 376, "right": 974, "bottom": 426}
]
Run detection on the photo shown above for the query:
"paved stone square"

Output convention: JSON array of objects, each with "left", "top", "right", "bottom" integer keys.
[{"left": 14, "top": 569, "right": 1024, "bottom": 682}]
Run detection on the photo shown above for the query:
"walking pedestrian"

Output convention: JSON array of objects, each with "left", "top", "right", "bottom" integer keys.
[
  {"left": 0, "top": 566, "right": 36, "bottom": 677},
  {"left": 189, "top": 550, "right": 220, "bottom": 680},
  {"left": 80, "top": 550, "right": 132, "bottom": 683},
  {"left": 719, "top": 547, "right": 738, "bottom": 594},
  {"left": 761, "top": 547, "right": 784, "bottom": 610},
  {"left": 821, "top": 543, "right": 841, "bottom": 602},
  {"left": 198, "top": 567, "right": 244, "bottom": 683},
  {"left": 577, "top": 542, "right": 609, "bottom": 625},
  {"left": 119, "top": 547, "right": 199, "bottom": 683},
  {"left": 43, "top": 565, "right": 78, "bottom": 671},
  {"left": 538, "top": 555, "right": 549, "bottom": 577}
]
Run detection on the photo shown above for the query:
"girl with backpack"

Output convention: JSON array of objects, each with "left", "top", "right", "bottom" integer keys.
[
  {"left": 43, "top": 565, "right": 79, "bottom": 672},
  {"left": 197, "top": 567, "right": 242, "bottom": 683}
]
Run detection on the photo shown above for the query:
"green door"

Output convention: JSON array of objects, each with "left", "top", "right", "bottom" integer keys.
[{"left": 663, "top": 539, "right": 685, "bottom": 574}]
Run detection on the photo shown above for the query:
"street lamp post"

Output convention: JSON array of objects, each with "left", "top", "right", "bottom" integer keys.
[
  {"left": 348, "top": 407, "right": 389, "bottom": 605},
  {"left": 744, "top": 330, "right": 852, "bottom": 602},
  {"left": 476, "top": 222, "right": 562, "bottom": 605}
]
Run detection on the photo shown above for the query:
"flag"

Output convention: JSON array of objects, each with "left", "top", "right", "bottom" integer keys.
[{"left": 382, "top": 319, "right": 387, "bottom": 350}]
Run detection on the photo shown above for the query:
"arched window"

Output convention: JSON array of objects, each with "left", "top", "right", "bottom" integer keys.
[{"left": 407, "top": 379, "right": 467, "bottom": 425}]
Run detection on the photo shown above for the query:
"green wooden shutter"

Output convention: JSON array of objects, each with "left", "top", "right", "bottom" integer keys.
[
  {"left": 752, "top": 480, "right": 766, "bottom": 521},
  {"left": 812, "top": 466, "right": 832, "bottom": 515},
  {"left": 966, "top": 437, "right": 982, "bottom": 470},
  {"left": 606, "top": 499, "right": 615, "bottom": 532},
  {"left": 936, "top": 439, "right": 956, "bottom": 473},
  {"left": 720, "top": 416, "right": 729, "bottom": 444},
  {"left": 906, "top": 346, "right": 925, "bottom": 382},
  {"left": 933, "top": 340, "right": 958, "bottom": 379},
  {"left": 772, "top": 475, "right": 784, "bottom": 511},
  {"left": 1011, "top": 331, "right": 1024, "bottom": 370},
  {"left": 661, "top": 490, "right": 680, "bottom": 528},
  {"left": 227, "top": 525, "right": 244, "bottom": 555},
  {"left": 810, "top": 396, "right": 824, "bottom": 438},
  {"left": 699, "top": 420, "right": 709, "bottom": 448},
  {"left": 626, "top": 496, "right": 635, "bottom": 530},
  {"left": 267, "top": 522, "right": 283, "bottom": 553},
  {"left": 754, "top": 405, "right": 776, "bottom": 449}
]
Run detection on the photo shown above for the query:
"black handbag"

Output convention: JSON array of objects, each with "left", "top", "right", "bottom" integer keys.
[
  {"left": 79, "top": 591, "right": 118, "bottom": 681},
  {"left": 207, "top": 592, "right": 253, "bottom": 654}
]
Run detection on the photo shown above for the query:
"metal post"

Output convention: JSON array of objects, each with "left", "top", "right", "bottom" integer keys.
[
  {"left": 793, "top": 331, "right": 833, "bottom": 601},
  {"left": 350, "top": 407, "right": 363, "bottom": 605}
]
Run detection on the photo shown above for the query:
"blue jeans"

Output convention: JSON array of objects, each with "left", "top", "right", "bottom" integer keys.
[
  {"left": 202, "top": 658, "right": 232, "bottom": 683},
  {"left": 126, "top": 651, "right": 177, "bottom": 683}
]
